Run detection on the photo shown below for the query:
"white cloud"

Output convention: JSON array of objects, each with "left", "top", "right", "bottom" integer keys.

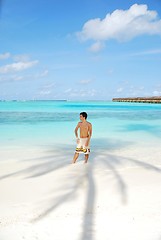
[
  {"left": 0, "top": 52, "right": 11, "bottom": 60},
  {"left": 107, "top": 69, "right": 114, "bottom": 75},
  {"left": 89, "top": 42, "right": 105, "bottom": 52},
  {"left": 13, "top": 54, "right": 30, "bottom": 62},
  {"left": 43, "top": 82, "right": 55, "bottom": 89},
  {"left": 35, "top": 70, "right": 49, "bottom": 79},
  {"left": 64, "top": 88, "right": 72, "bottom": 93},
  {"left": 77, "top": 4, "right": 161, "bottom": 43},
  {"left": 115, "top": 83, "right": 147, "bottom": 97},
  {"left": 139, "top": 86, "right": 145, "bottom": 90},
  {"left": 0, "top": 60, "right": 38, "bottom": 74},
  {"left": 12, "top": 76, "right": 24, "bottom": 81},
  {"left": 38, "top": 83, "right": 55, "bottom": 97},
  {"left": 64, "top": 88, "right": 96, "bottom": 98},
  {"left": 39, "top": 90, "right": 51, "bottom": 95},
  {"left": 131, "top": 49, "right": 161, "bottom": 56},
  {"left": 40, "top": 70, "right": 49, "bottom": 77},
  {"left": 153, "top": 90, "right": 161, "bottom": 96},
  {"left": 0, "top": 75, "right": 24, "bottom": 82},
  {"left": 79, "top": 79, "right": 92, "bottom": 84},
  {"left": 117, "top": 87, "right": 124, "bottom": 93}
]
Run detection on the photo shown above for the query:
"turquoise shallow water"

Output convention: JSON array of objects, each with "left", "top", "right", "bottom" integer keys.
[{"left": 1, "top": 100, "right": 161, "bottom": 146}]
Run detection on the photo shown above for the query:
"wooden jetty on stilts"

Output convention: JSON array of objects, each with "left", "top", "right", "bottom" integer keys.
[{"left": 112, "top": 97, "right": 161, "bottom": 104}]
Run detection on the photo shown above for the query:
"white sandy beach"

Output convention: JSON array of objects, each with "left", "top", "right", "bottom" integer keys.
[{"left": 1, "top": 141, "right": 161, "bottom": 240}]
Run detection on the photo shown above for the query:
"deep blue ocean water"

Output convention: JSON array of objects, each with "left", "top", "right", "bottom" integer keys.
[{"left": 1, "top": 100, "right": 161, "bottom": 146}]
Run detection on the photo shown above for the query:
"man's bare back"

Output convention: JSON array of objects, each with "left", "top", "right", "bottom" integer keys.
[{"left": 77, "top": 121, "right": 92, "bottom": 138}]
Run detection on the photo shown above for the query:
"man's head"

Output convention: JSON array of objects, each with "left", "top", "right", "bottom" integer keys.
[{"left": 80, "top": 112, "right": 87, "bottom": 120}]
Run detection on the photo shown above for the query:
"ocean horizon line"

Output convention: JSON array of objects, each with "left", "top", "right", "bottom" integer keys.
[{"left": 0, "top": 99, "right": 112, "bottom": 102}]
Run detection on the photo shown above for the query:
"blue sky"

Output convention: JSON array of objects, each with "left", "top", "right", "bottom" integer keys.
[{"left": 0, "top": 0, "right": 161, "bottom": 100}]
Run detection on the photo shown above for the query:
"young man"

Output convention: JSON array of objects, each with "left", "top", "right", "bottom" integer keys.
[{"left": 72, "top": 112, "right": 92, "bottom": 164}]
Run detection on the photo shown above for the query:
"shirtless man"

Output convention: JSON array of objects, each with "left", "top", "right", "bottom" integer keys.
[{"left": 72, "top": 112, "right": 92, "bottom": 164}]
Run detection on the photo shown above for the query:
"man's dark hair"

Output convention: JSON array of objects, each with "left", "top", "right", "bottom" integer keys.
[{"left": 80, "top": 112, "right": 87, "bottom": 119}]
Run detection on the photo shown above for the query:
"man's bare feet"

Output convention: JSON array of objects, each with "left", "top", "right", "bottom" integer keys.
[{"left": 71, "top": 160, "right": 76, "bottom": 164}]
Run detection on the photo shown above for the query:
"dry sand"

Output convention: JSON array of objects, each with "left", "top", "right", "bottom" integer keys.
[{"left": 0, "top": 142, "right": 161, "bottom": 240}]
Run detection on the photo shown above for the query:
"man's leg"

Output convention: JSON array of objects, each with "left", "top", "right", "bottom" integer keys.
[
  {"left": 72, "top": 152, "right": 79, "bottom": 163},
  {"left": 84, "top": 154, "right": 89, "bottom": 163}
]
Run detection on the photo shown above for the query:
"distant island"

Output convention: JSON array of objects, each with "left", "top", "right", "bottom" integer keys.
[{"left": 112, "top": 97, "right": 161, "bottom": 104}]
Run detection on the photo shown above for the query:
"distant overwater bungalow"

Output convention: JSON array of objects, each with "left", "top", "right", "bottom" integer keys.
[{"left": 112, "top": 97, "right": 161, "bottom": 104}]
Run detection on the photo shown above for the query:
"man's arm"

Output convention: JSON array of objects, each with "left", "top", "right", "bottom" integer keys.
[
  {"left": 89, "top": 123, "right": 92, "bottom": 138},
  {"left": 86, "top": 123, "right": 92, "bottom": 146},
  {"left": 74, "top": 122, "right": 80, "bottom": 139}
]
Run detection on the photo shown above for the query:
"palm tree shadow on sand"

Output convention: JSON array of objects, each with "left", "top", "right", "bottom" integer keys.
[
  {"left": 31, "top": 139, "right": 161, "bottom": 239},
  {"left": 1, "top": 138, "right": 161, "bottom": 240}
]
